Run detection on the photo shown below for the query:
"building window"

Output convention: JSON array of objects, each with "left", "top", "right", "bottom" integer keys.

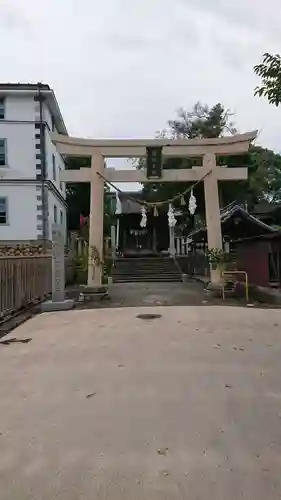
[
  {"left": 54, "top": 204, "right": 57, "bottom": 224},
  {"left": 0, "top": 139, "right": 6, "bottom": 166},
  {"left": 60, "top": 210, "right": 63, "bottom": 225},
  {"left": 52, "top": 154, "right": 56, "bottom": 181},
  {"left": 0, "top": 98, "right": 5, "bottom": 119},
  {"left": 0, "top": 198, "right": 7, "bottom": 224},
  {"left": 51, "top": 116, "right": 56, "bottom": 132}
]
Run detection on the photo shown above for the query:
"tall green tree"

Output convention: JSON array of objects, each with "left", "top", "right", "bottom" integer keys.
[
  {"left": 65, "top": 157, "right": 91, "bottom": 231},
  {"left": 140, "top": 102, "right": 238, "bottom": 218},
  {"left": 254, "top": 53, "right": 281, "bottom": 106},
  {"left": 140, "top": 102, "right": 281, "bottom": 217},
  {"left": 168, "top": 102, "right": 236, "bottom": 138},
  {"left": 220, "top": 146, "right": 281, "bottom": 208}
]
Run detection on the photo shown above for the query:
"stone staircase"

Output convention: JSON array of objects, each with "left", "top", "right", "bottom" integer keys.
[{"left": 112, "top": 257, "right": 183, "bottom": 283}]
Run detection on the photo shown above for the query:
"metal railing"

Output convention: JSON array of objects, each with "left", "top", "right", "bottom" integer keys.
[
  {"left": 222, "top": 271, "right": 249, "bottom": 303},
  {"left": 0, "top": 255, "right": 52, "bottom": 319}
]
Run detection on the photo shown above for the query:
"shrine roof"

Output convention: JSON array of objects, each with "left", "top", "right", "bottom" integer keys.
[
  {"left": 107, "top": 191, "right": 173, "bottom": 215},
  {"left": 189, "top": 203, "right": 277, "bottom": 242},
  {"left": 107, "top": 191, "right": 142, "bottom": 214}
]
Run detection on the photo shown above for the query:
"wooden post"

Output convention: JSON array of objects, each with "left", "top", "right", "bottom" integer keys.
[
  {"left": 111, "top": 225, "right": 116, "bottom": 259},
  {"left": 152, "top": 226, "right": 157, "bottom": 253},
  {"left": 116, "top": 218, "right": 120, "bottom": 250},
  {"left": 176, "top": 237, "right": 180, "bottom": 256},
  {"left": 169, "top": 226, "right": 176, "bottom": 257}
]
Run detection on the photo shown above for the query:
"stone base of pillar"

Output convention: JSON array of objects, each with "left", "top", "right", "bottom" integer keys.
[
  {"left": 65, "top": 285, "right": 109, "bottom": 303},
  {"left": 205, "top": 281, "right": 223, "bottom": 298},
  {"left": 41, "top": 299, "right": 75, "bottom": 312},
  {"left": 87, "top": 264, "right": 103, "bottom": 288},
  {"left": 210, "top": 267, "right": 222, "bottom": 284},
  {"left": 205, "top": 267, "right": 223, "bottom": 298},
  {"left": 77, "top": 285, "right": 108, "bottom": 294}
]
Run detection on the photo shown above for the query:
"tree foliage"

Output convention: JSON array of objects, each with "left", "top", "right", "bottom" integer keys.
[
  {"left": 140, "top": 102, "right": 281, "bottom": 218},
  {"left": 65, "top": 157, "right": 91, "bottom": 232},
  {"left": 168, "top": 102, "right": 236, "bottom": 138},
  {"left": 254, "top": 53, "right": 281, "bottom": 106},
  {"left": 220, "top": 146, "right": 281, "bottom": 208},
  {"left": 249, "top": 147, "right": 281, "bottom": 203},
  {"left": 140, "top": 102, "right": 237, "bottom": 216}
]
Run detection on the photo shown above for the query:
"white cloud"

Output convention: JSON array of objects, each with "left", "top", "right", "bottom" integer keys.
[{"left": 1, "top": 0, "right": 281, "bottom": 152}]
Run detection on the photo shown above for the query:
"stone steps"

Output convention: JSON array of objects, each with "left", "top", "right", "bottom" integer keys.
[{"left": 112, "top": 257, "right": 182, "bottom": 283}]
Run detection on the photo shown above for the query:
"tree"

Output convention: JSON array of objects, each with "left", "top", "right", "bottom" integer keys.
[
  {"left": 168, "top": 102, "right": 236, "bottom": 138},
  {"left": 249, "top": 147, "right": 281, "bottom": 203},
  {"left": 140, "top": 102, "right": 237, "bottom": 222},
  {"left": 140, "top": 102, "right": 281, "bottom": 222},
  {"left": 219, "top": 146, "right": 281, "bottom": 208},
  {"left": 65, "top": 157, "right": 91, "bottom": 232},
  {"left": 254, "top": 53, "right": 281, "bottom": 106}
]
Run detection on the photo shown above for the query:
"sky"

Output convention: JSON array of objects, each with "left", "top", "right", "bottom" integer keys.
[{"left": 1, "top": 0, "right": 281, "bottom": 155}]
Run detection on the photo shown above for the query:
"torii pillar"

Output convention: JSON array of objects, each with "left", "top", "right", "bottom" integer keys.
[
  {"left": 203, "top": 153, "right": 223, "bottom": 284},
  {"left": 88, "top": 154, "right": 105, "bottom": 287}
]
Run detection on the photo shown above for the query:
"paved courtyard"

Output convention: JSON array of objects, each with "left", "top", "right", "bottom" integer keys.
[
  {"left": 81, "top": 281, "right": 209, "bottom": 308},
  {"left": 75, "top": 281, "right": 242, "bottom": 308},
  {"left": 1, "top": 306, "right": 281, "bottom": 499}
]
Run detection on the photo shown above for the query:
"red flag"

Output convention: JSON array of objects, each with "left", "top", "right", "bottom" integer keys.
[{"left": 80, "top": 214, "right": 86, "bottom": 227}]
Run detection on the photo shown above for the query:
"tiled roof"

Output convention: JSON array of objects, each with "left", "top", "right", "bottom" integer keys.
[{"left": 189, "top": 203, "right": 277, "bottom": 240}]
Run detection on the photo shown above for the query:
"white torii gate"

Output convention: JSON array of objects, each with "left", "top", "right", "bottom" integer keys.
[{"left": 52, "top": 131, "right": 257, "bottom": 287}]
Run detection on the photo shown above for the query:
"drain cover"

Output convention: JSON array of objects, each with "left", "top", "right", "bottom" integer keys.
[{"left": 136, "top": 314, "right": 162, "bottom": 320}]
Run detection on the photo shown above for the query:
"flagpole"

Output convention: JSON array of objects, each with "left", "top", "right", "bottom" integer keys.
[
  {"left": 116, "top": 217, "right": 120, "bottom": 251},
  {"left": 115, "top": 191, "right": 122, "bottom": 253}
]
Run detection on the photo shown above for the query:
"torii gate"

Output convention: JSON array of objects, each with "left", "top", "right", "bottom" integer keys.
[{"left": 52, "top": 131, "right": 257, "bottom": 287}]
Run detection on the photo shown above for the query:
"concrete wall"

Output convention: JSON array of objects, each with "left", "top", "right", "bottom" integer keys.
[{"left": 0, "top": 184, "right": 37, "bottom": 240}]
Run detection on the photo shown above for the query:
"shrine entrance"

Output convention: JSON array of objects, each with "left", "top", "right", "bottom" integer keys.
[
  {"left": 125, "top": 228, "right": 151, "bottom": 255},
  {"left": 111, "top": 193, "right": 172, "bottom": 257},
  {"left": 52, "top": 131, "right": 257, "bottom": 287}
]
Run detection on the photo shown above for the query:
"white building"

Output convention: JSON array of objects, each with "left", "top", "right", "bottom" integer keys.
[{"left": 0, "top": 83, "right": 67, "bottom": 243}]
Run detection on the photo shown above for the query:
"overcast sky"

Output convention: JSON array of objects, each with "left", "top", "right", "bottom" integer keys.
[{"left": 1, "top": 0, "right": 281, "bottom": 154}]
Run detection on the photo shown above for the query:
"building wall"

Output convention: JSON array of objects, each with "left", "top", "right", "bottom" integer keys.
[
  {"left": 0, "top": 92, "right": 66, "bottom": 242},
  {"left": 0, "top": 123, "right": 36, "bottom": 179},
  {"left": 45, "top": 128, "right": 65, "bottom": 196},
  {"left": 0, "top": 94, "right": 37, "bottom": 179},
  {"left": 4, "top": 94, "right": 36, "bottom": 122},
  {"left": 236, "top": 241, "right": 270, "bottom": 286},
  {"left": 0, "top": 184, "right": 38, "bottom": 240},
  {"left": 43, "top": 104, "right": 53, "bottom": 131}
]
